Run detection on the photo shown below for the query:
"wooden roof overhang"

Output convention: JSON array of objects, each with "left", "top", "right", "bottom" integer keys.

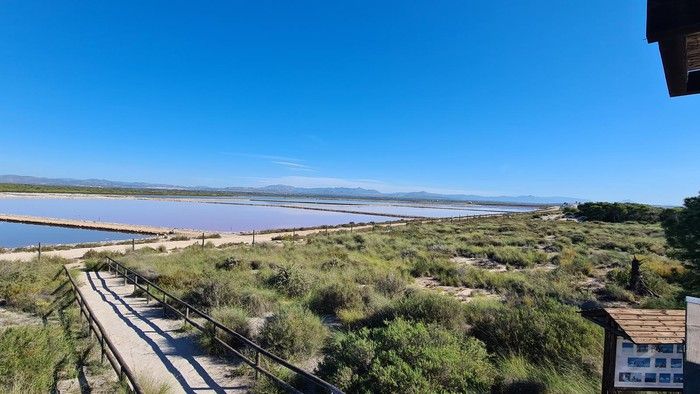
[
  {"left": 647, "top": 0, "right": 700, "bottom": 96},
  {"left": 582, "top": 307, "right": 686, "bottom": 344}
]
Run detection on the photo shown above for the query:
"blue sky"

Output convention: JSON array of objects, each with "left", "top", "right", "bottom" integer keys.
[{"left": 0, "top": 1, "right": 698, "bottom": 205}]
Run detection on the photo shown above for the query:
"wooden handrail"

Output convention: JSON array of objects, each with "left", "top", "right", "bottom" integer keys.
[
  {"left": 104, "top": 257, "right": 343, "bottom": 394},
  {"left": 62, "top": 266, "right": 143, "bottom": 394}
]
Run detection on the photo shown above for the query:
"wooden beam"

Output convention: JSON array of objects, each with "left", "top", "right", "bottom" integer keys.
[
  {"left": 602, "top": 331, "right": 617, "bottom": 394},
  {"left": 658, "top": 36, "right": 689, "bottom": 96}
]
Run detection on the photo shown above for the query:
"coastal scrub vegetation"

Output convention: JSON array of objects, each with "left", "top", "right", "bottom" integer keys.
[
  {"left": 84, "top": 207, "right": 692, "bottom": 393},
  {"left": 2, "top": 196, "right": 696, "bottom": 393},
  {"left": 567, "top": 202, "right": 663, "bottom": 223},
  {"left": 0, "top": 256, "right": 123, "bottom": 393}
]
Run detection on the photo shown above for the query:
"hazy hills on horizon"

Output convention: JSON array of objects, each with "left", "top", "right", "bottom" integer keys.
[{"left": 0, "top": 174, "right": 585, "bottom": 205}]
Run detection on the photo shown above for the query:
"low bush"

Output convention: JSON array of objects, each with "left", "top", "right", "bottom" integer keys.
[
  {"left": 465, "top": 297, "right": 602, "bottom": 370},
  {"left": 382, "top": 290, "right": 467, "bottom": 331},
  {"left": 488, "top": 246, "right": 547, "bottom": 268},
  {"left": 310, "top": 281, "right": 363, "bottom": 315},
  {"left": 642, "top": 256, "right": 686, "bottom": 279},
  {"left": 317, "top": 318, "right": 495, "bottom": 393},
  {"left": 266, "top": 265, "right": 312, "bottom": 297},
  {"left": 0, "top": 256, "right": 69, "bottom": 314},
  {"left": 201, "top": 306, "right": 251, "bottom": 355},
  {"left": 493, "top": 356, "right": 598, "bottom": 394},
  {"left": 373, "top": 273, "right": 406, "bottom": 298},
  {"left": 237, "top": 288, "right": 276, "bottom": 317},
  {"left": 0, "top": 325, "right": 72, "bottom": 392},
  {"left": 600, "top": 283, "right": 635, "bottom": 303},
  {"left": 182, "top": 276, "right": 240, "bottom": 310},
  {"left": 259, "top": 305, "right": 328, "bottom": 360},
  {"left": 409, "top": 256, "right": 456, "bottom": 278}
]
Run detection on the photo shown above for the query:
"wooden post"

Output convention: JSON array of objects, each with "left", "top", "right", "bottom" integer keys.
[
  {"left": 628, "top": 255, "right": 642, "bottom": 294},
  {"left": 252, "top": 230, "right": 255, "bottom": 245},
  {"left": 601, "top": 330, "right": 617, "bottom": 394},
  {"left": 38, "top": 243, "right": 41, "bottom": 262},
  {"left": 134, "top": 276, "right": 138, "bottom": 294},
  {"left": 100, "top": 335, "right": 105, "bottom": 363},
  {"left": 255, "top": 351, "right": 260, "bottom": 380},
  {"left": 201, "top": 232, "right": 205, "bottom": 249},
  {"left": 132, "top": 238, "right": 135, "bottom": 251},
  {"left": 184, "top": 307, "right": 189, "bottom": 329},
  {"left": 163, "top": 294, "right": 167, "bottom": 317},
  {"left": 146, "top": 284, "right": 151, "bottom": 304},
  {"left": 77, "top": 297, "right": 83, "bottom": 323}
]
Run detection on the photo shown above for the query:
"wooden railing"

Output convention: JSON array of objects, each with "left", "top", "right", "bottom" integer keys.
[
  {"left": 103, "top": 257, "right": 343, "bottom": 394},
  {"left": 63, "top": 266, "right": 143, "bottom": 394}
]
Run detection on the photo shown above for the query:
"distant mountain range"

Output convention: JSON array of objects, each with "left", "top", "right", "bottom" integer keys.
[{"left": 0, "top": 174, "right": 585, "bottom": 205}]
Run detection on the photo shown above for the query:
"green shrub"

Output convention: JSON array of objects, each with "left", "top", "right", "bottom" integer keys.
[
  {"left": 373, "top": 273, "right": 407, "bottom": 298},
  {"left": 259, "top": 305, "right": 327, "bottom": 360},
  {"left": 493, "top": 356, "right": 598, "bottom": 394},
  {"left": 310, "top": 281, "right": 363, "bottom": 315},
  {"left": 487, "top": 246, "right": 547, "bottom": 268},
  {"left": 266, "top": 265, "right": 311, "bottom": 297},
  {"left": 569, "top": 233, "right": 587, "bottom": 244},
  {"left": 0, "top": 256, "right": 69, "bottom": 314},
  {"left": 200, "top": 306, "right": 251, "bottom": 355},
  {"left": 409, "top": 256, "right": 456, "bottom": 277},
  {"left": 182, "top": 276, "right": 240, "bottom": 310},
  {"left": 465, "top": 297, "right": 602, "bottom": 370},
  {"left": 317, "top": 318, "right": 495, "bottom": 393},
  {"left": 0, "top": 325, "right": 71, "bottom": 392},
  {"left": 559, "top": 255, "right": 594, "bottom": 276},
  {"left": 600, "top": 283, "right": 635, "bottom": 303},
  {"left": 577, "top": 202, "right": 662, "bottom": 223},
  {"left": 237, "top": 288, "right": 275, "bottom": 317},
  {"left": 383, "top": 290, "right": 467, "bottom": 331}
]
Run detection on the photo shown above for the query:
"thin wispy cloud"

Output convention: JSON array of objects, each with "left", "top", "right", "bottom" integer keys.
[
  {"left": 272, "top": 161, "right": 315, "bottom": 171},
  {"left": 221, "top": 152, "right": 315, "bottom": 171},
  {"left": 221, "top": 152, "right": 303, "bottom": 163}
]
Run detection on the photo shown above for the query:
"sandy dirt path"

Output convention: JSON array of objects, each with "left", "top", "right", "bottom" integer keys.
[
  {"left": 79, "top": 269, "right": 249, "bottom": 393},
  {"left": 0, "top": 222, "right": 410, "bottom": 262}
]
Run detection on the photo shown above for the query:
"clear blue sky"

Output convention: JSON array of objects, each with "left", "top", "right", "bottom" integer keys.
[{"left": 1, "top": 1, "right": 698, "bottom": 205}]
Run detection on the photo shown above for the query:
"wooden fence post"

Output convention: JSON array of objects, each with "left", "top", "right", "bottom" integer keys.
[
  {"left": 100, "top": 335, "right": 105, "bottom": 363},
  {"left": 38, "top": 243, "right": 41, "bottom": 262},
  {"left": 255, "top": 351, "right": 260, "bottom": 380}
]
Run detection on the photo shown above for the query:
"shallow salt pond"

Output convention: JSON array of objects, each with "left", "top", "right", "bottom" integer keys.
[{"left": 0, "top": 195, "right": 534, "bottom": 247}]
